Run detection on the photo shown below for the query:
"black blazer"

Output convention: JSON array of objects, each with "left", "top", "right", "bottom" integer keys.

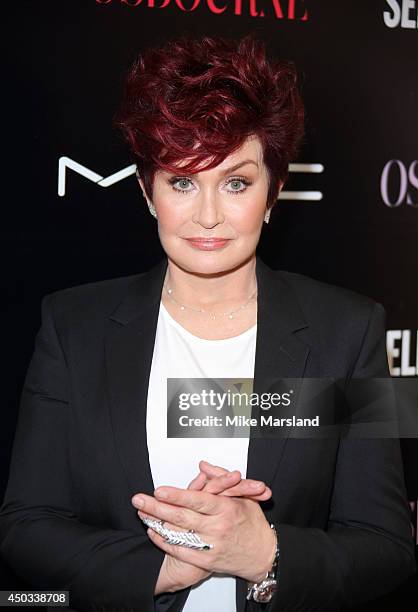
[{"left": 0, "top": 255, "right": 415, "bottom": 612}]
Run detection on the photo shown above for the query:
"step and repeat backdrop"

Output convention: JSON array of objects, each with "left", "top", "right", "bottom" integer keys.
[{"left": 2, "top": 0, "right": 417, "bottom": 608}]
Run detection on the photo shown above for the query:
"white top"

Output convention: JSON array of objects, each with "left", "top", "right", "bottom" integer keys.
[{"left": 146, "top": 302, "right": 257, "bottom": 611}]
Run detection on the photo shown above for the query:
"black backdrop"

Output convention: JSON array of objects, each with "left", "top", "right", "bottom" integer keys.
[{"left": 2, "top": 1, "right": 417, "bottom": 608}]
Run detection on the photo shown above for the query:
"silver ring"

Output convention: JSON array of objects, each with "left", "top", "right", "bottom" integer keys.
[{"left": 140, "top": 516, "right": 214, "bottom": 550}]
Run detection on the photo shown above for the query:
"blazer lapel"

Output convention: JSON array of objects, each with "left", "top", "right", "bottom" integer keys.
[
  {"left": 104, "top": 254, "right": 311, "bottom": 500},
  {"left": 236, "top": 257, "right": 310, "bottom": 612},
  {"left": 246, "top": 256, "right": 311, "bottom": 489},
  {"left": 105, "top": 257, "right": 169, "bottom": 498}
]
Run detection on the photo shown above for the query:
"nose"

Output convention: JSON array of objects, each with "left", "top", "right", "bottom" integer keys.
[{"left": 192, "top": 188, "right": 224, "bottom": 228}]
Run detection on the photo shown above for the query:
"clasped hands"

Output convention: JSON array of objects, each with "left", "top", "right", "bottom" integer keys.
[{"left": 131, "top": 460, "right": 277, "bottom": 595}]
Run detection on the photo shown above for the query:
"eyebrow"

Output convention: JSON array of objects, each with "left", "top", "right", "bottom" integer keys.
[
  {"left": 170, "top": 159, "right": 259, "bottom": 177},
  {"left": 219, "top": 160, "right": 259, "bottom": 175}
]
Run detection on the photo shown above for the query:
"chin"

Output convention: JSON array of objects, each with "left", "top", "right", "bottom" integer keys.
[
  {"left": 175, "top": 257, "right": 229, "bottom": 276},
  {"left": 166, "top": 248, "right": 252, "bottom": 276}
]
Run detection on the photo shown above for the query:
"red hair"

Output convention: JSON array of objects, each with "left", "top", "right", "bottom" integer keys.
[{"left": 113, "top": 33, "right": 305, "bottom": 210}]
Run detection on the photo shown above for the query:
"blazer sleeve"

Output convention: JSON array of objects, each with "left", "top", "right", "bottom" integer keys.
[
  {"left": 249, "top": 302, "right": 416, "bottom": 612},
  {"left": 0, "top": 293, "right": 165, "bottom": 612}
]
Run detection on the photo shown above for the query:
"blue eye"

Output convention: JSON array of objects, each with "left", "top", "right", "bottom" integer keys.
[
  {"left": 225, "top": 178, "right": 251, "bottom": 194},
  {"left": 169, "top": 177, "right": 193, "bottom": 193},
  {"left": 168, "top": 175, "right": 252, "bottom": 195}
]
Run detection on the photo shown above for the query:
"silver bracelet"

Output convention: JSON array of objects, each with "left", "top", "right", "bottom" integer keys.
[{"left": 246, "top": 523, "right": 280, "bottom": 603}]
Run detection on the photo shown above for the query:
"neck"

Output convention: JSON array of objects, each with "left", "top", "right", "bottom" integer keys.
[{"left": 163, "top": 253, "right": 257, "bottom": 310}]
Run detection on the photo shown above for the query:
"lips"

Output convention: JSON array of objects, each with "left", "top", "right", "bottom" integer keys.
[{"left": 185, "top": 238, "right": 231, "bottom": 251}]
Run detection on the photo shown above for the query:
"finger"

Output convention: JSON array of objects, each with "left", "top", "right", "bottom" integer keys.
[
  {"left": 197, "top": 461, "right": 236, "bottom": 493},
  {"left": 133, "top": 494, "right": 202, "bottom": 530},
  {"left": 201, "top": 470, "right": 241, "bottom": 495},
  {"left": 179, "top": 461, "right": 271, "bottom": 500},
  {"left": 132, "top": 490, "right": 218, "bottom": 529},
  {"left": 217, "top": 479, "right": 265, "bottom": 496},
  {"left": 198, "top": 460, "right": 230, "bottom": 477},
  {"left": 146, "top": 527, "right": 214, "bottom": 571},
  {"left": 188, "top": 471, "right": 208, "bottom": 491},
  {"left": 153, "top": 486, "right": 224, "bottom": 515},
  {"left": 219, "top": 485, "right": 273, "bottom": 501},
  {"left": 189, "top": 470, "right": 271, "bottom": 501},
  {"left": 137, "top": 509, "right": 184, "bottom": 534},
  {"left": 198, "top": 464, "right": 270, "bottom": 499}
]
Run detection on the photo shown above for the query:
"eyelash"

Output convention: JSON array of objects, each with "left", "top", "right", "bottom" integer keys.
[{"left": 168, "top": 176, "right": 252, "bottom": 196}]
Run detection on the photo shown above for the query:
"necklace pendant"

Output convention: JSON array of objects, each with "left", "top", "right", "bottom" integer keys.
[{"left": 228, "top": 314, "right": 234, "bottom": 319}]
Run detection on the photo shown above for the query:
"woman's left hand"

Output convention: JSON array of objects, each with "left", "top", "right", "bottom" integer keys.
[{"left": 132, "top": 485, "right": 277, "bottom": 584}]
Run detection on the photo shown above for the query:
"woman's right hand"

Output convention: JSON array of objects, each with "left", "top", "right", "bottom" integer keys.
[{"left": 154, "top": 463, "right": 272, "bottom": 594}]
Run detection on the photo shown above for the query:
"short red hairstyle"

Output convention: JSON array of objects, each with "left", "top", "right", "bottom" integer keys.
[{"left": 114, "top": 33, "right": 305, "bottom": 210}]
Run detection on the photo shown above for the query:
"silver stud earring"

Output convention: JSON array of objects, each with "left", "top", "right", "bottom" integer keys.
[
  {"left": 135, "top": 169, "right": 157, "bottom": 219},
  {"left": 147, "top": 201, "right": 157, "bottom": 219},
  {"left": 264, "top": 208, "right": 271, "bottom": 224}
]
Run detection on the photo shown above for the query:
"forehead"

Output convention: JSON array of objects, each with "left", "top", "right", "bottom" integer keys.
[
  {"left": 214, "top": 135, "right": 264, "bottom": 171},
  {"left": 161, "top": 134, "right": 264, "bottom": 174}
]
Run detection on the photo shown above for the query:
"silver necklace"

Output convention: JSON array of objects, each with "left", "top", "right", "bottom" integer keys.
[{"left": 164, "top": 284, "right": 257, "bottom": 320}]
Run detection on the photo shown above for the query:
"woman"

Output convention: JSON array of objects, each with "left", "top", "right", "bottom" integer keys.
[{"left": 0, "top": 34, "right": 415, "bottom": 612}]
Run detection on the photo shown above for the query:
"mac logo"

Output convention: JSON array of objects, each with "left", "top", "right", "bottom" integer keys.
[{"left": 58, "top": 156, "right": 324, "bottom": 202}]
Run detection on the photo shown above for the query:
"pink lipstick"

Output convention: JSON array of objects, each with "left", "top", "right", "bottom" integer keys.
[{"left": 185, "top": 238, "right": 231, "bottom": 251}]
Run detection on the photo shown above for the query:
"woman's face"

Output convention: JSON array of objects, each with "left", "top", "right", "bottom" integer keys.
[{"left": 138, "top": 135, "right": 282, "bottom": 275}]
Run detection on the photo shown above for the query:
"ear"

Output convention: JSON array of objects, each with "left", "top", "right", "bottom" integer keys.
[
  {"left": 276, "top": 179, "right": 284, "bottom": 200},
  {"left": 136, "top": 172, "right": 153, "bottom": 205},
  {"left": 136, "top": 172, "right": 145, "bottom": 195}
]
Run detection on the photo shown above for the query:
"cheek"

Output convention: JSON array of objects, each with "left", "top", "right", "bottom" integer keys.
[
  {"left": 155, "top": 202, "right": 185, "bottom": 231},
  {"left": 230, "top": 197, "right": 265, "bottom": 233}
]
